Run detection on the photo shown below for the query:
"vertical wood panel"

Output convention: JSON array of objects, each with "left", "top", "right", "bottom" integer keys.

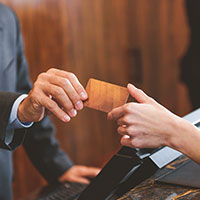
[{"left": 0, "top": 0, "right": 190, "bottom": 199}]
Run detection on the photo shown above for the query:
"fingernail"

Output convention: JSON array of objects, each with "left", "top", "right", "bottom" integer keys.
[
  {"left": 80, "top": 92, "right": 87, "bottom": 100},
  {"left": 69, "top": 108, "right": 77, "bottom": 117},
  {"left": 63, "top": 115, "right": 71, "bottom": 122},
  {"left": 76, "top": 100, "right": 83, "bottom": 110}
]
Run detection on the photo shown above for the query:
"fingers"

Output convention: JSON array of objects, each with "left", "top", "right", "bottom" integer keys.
[
  {"left": 78, "top": 166, "right": 101, "bottom": 178},
  {"left": 108, "top": 103, "right": 137, "bottom": 121},
  {"left": 45, "top": 83, "right": 78, "bottom": 117},
  {"left": 40, "top": 94, "right": 71, "bottom": 122},
  {"left": 127, "top": 83, "right": 157, "bottom": 105},
  {"left": 47, "top": 68, "right": 88, "bottom": 100},
  {"left": 120, "top": 135, "right": 133, "bottom": 148},
  {"left": 67, "top": 73, "right": 88, "bottom": 101},
  {"left": 74, "top": 166, "right": 100, "bottom": 184},
  {"left": 70, "top": 176, "right": 91, "bottom": 184},
  {"left": 45, "top": 75, "right": 83, "bottom": 111},
  {"left": 120, "top": 135, "right": 142, "bottom": 149},
  {"left": 117, "top": 125, "right": 130, "bottom": 136},
  {"left": 59, "top": 166, "right": 101, "bottom": 184},
  {"left": 107, "top": 106, "right": 125, "bottom": 120},
  {"left": 107, "top": 84, "right": 168, "bottom": 149},
  {"left": 32, "top": 68, "right": 88, "bottom": 122},
  {"left": 107, "top": 103, "right": 134, "bottom": 121},
  {"left": 117, "top": 115, "right": 133, "bottom": 126}
]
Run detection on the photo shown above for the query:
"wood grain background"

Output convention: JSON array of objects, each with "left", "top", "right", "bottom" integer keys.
[{"left": 1, "top": 0, "right": 192, "bottom": 199}]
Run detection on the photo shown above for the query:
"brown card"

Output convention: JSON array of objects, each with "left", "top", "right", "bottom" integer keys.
[{"left": 84, "top": 78, "right": 129, "bottom": 113}]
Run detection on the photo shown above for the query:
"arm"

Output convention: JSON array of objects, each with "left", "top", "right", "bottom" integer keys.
[
  {"left": 108, "top": 84, "right": 200, "bottom": 164},
  {"left": 14, "top": 11, "right": 88, "bottom": 124},
  {"left": 0, "top": 91, "right": 22, "bottom": 149},
  {"left": 14, "top": 14, "right": 100, "bottom": 183}
]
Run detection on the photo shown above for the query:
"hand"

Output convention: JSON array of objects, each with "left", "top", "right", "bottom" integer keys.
[
  {"left": 107, "top": 83, "right": 184, "bottom": 149},
  {"left": 58, "top": 165, "right": 101, "bottom": 184},
  {"left": 18, "top": 68, "right": 88, "bottom": 123}
]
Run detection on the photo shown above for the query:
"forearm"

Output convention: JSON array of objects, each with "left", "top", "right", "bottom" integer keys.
[
  {"left": 0, "top": 92, "right": 28, "bottom": 150},
  {"left": 168, "top": 117, "right": 200, "bottom": 164}
]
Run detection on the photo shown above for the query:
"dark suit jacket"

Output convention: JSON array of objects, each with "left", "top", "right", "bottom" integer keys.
[
  {"left": 0, "top": 91, "right": 22, "bottom": 149},
  {"left": 0, "top": 3, "right": 73, "bottom": 200}
]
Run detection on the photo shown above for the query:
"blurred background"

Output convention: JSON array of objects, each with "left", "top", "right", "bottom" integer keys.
[{"left": 1, "top": 0, "right": 194, "bottom": 199}]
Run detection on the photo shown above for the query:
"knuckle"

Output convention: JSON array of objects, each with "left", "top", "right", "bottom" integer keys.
[
  {"left": 46, "top": 100, "right": 56, "bottom": 111},
  {"left": 47, "top": 68, "right": 56, "bottom": 73},
  {"left": 79, "top": 167, "right": 87, "bottom": 173},
  {"left": 128, "top": 126, "right": 139, "bottom": 137},
  {"left": 120, "top": 138, "right": 126, "bottom": 146},
  {"left": 71, "top": 93, "right": 81, "bottom": 101},
  {"left": 117, "top": 126, "right": 122, "bottom": 133},
  {"left": 138, "top": 89, "right": 144, "bottom": 94},
  {"left": 57, "top": 78, "right": 69, "bottom": 88},
  {"left": 62, "top": 100, "right": 74, "bottom": 111},
  {"left": 29, "top": 92, "right": 37, "bottom": 104},
  {"left": 53, "top": 87, "right": 64, "bottom": 97},
  {"left": 126, "top": 126, "right": 133, "bottom": 134},
  {"left": 68, "top": 72, "right": 76, "bottom": 79},
  {"left": 37, "top": 72, "right": 47, "bottom": 80},
  {"left": 33, "top": 81, "right": 43, "bottom": 90},
  {"left": 77, "top": 85, "right": 84, "bottom": 93},
  {"left": 123, "top": 104, "right": 132, "bottom": 113},
  {"left": 131, "top": 139, "right": 141, "bottom": 148},
  {"left": 63, "top": 78, "right": 71, "bottom": 86},
  {"left": 66, "top": 103, "right": 74, "bottom": 110},
  {"left": 122, "top": 104, "right": 128, "bottom": 112},
  {"left": 123, "top": 116, "right": 131, "bottom": 124},
  {"left": 72, "top": 98, "right": 81, "bottom": 106}
]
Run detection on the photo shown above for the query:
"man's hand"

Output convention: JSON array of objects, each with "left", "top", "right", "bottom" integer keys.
[
  {"left": 18, "top": 68, "right": 88, "bottom": 123},
  {"left": 58, "top": 165, "right": 101, "bottom": 184},
  {"left": 107, "top": 83, "right": 183, "bottom": 149}
]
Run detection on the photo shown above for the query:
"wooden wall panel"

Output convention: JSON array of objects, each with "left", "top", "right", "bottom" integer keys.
[{"left": 1, "top": 0, "right": 191, "bottom": 199}]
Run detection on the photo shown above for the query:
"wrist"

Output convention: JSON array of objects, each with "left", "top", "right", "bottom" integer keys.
[
  {"left": 165, "top": 114, "right": 185, "bottom": 150},
  {"left": 167, "top": 116, "right": 197, "bottom": 153},
  {"left": 18, "top": 100, "right": 29, "bottom": 123}
]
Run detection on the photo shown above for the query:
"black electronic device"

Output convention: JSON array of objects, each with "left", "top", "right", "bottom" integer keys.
[
  {"left": 78, "top": 108, "right": 200, "bottom": 200},
  {"left": 26, "top": 109, "right": 200, "bottom": 200},
  {"left": 78, "top": 146, "right": 182, "bottom": 200},
  {"left": 156, "top": 159, "right": 200, "bottom": 188}
]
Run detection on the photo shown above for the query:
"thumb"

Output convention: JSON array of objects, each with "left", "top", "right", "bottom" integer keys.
[{"left": 127, "top": 83, "right": 156, "bottom": 105}]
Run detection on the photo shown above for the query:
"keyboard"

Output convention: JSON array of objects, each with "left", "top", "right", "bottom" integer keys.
[{"left": 36, "top": 181, "right": 87, "bottom": 200}]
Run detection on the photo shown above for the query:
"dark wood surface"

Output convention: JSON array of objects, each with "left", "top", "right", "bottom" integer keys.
[
  {"left": 24, "top": 156, "right": 200, "bottom": 200},
  {"left": 0, "top": 0, "right": 193, "bottom": 199},
  {"left": 120, "top": 157, "right": 200, "bottom": 200},
  {"left": 25, "top": 180, "right": 200, "bottom": 200},
  {"left": 120, "top": 179, "right": 200, "bottom": 200}
]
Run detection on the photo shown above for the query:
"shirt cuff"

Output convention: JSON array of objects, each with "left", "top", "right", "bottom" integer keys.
[{"left": 7, "top": 94, "right": 33, "bottom": 130}]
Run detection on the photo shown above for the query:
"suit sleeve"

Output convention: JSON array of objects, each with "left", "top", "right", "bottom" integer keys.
[
  {"left": 14, "top": 14, "right": 73, "bottom": 183},
  {"left": 0, "top": 91, "right": 26, "bottom": 150}
]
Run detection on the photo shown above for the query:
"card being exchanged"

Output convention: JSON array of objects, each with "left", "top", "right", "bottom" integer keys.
[{"left": 84, "top": 78, "right": 129, "bottom": 113}]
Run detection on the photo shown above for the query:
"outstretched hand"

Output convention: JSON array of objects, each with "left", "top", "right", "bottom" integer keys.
[{"left": 108, "top": 83, "right": 183, "bottom": 149}]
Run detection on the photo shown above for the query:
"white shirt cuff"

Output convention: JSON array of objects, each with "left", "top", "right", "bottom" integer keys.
[{"left": 7, "top": 94, "right": 34, "bottom": 130}]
